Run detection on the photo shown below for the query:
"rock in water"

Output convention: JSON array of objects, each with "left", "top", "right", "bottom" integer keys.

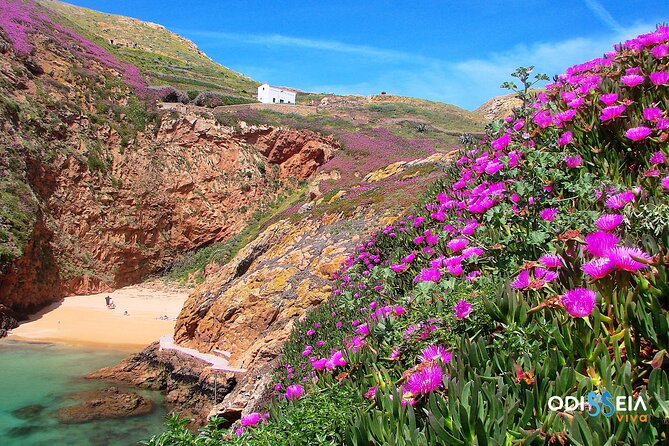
[
  {"left": 57, "top": 387, "right": 154, "bottom": 424},
  {"left": 11, "top": 404, "right": 46, "bottom": 420}
]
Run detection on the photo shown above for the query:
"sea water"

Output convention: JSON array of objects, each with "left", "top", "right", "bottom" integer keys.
[{"left": 0, "top": 340, "right": 168, "bottom": 446}]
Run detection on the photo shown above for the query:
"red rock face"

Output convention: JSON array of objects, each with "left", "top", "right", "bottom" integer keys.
[
  {"left": 0, "top": 36, "right": 337, "bottom": 318},
  {"left": 0, "top": 115, "right": 337, "bottom": 316}
]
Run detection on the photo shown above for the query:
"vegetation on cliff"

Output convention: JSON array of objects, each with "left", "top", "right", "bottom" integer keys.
[{"left": 149, "top": 26, "right": 669, "bottom": 445}]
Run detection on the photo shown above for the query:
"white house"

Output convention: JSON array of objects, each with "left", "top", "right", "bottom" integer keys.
[{"left": 257, "top": 83, "right": 296, "bottom": 104}]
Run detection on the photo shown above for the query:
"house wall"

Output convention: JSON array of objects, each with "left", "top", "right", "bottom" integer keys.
[{"left": 257, "top": 84, "right": 296, "bottom": 104}]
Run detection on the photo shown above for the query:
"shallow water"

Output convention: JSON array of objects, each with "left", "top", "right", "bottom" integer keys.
[{"left": 0, "top": 340, "right": 168, "bottom": 446}]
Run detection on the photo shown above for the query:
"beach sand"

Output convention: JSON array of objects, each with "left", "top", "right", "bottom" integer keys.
[{"left": 8, "top": 282, "right": 190, "bottom": 351}]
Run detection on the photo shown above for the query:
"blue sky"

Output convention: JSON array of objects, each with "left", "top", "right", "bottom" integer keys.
[{"left": 65, "top": 0, "right": 668, "bottom": 110}]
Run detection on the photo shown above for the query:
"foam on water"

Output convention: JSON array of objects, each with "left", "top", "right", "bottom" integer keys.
[{"left": 0, "top": 340, "right": 168, "bottom": 446}]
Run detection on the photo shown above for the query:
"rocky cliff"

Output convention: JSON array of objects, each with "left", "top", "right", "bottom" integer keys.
[
  {"left": 92, "top": 154, "right": 450, "bottom": 423},
  {"left": 0, "top": 1, "right": 337, "bottom": 321}
]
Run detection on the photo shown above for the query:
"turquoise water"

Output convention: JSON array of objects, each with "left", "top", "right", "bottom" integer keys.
[{"left": 0, "top": 340, "right": 168, "bottom": 446}]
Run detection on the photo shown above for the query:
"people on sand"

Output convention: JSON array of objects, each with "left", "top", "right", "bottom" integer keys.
[
  {"left": 105, "top": 295, "right": 110, "bottom": 306},
  {"left": 106, "top": 296, "right": 115, "bottom": 309}
]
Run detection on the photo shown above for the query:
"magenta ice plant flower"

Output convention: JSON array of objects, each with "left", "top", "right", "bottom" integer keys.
[
  {"left": 650, "top": 71, "right": 669, "bottom": 85},
  {"left": 403, "top": 365, "right": 443, "bottom": 396},
  {"left": 600, "top": 105, "right": 626, "bottom": 121},
  {"left": 650, "top": 151, "right": 666, "bottom": 164},
  {"left": 414, "top": 267, "right": 441, "bottom": 283},
  {"left": 565, "top": 155, "right": 582, "bottom": 168},
  {"left": 599, "top": 93, "right": 618, "bottom": 105},
  {"left": 558, "top": 131, "right": 573, "bottom": 146},
  {"left": 608, "top": 246, "right": 652, "bottom": 272},
  {"left": 419, "top": 345, "right": 452, "bottom": 363},
  {"left": 454, "top": 299, "right": 473, "bottom": 320},
  {"left": 539, "top": 254, "right": 563, "bottom": 268},
  {"left": 447, "top": 238, "right": 469, "bottom": 252},
  {"left": 581, "top": 258, "right": 615, "bottom": 279},
  {"left": 240, "top": 412, "right": 269, "bottom": 427},
  {"left": 584, "top": 231, "right": 620, "bottom": 257},
  {"left": 596, "top": 214, "right": 624, "bottom": 231},
  {"left": 284, "top": 384, "right": 305, "bottom": 400},
  {"left": 621, "top": 74, "right": 645, "bottom": 86},
  {"left": 643, "top": 107, "right": 663, "bottom": 121},
  {"left": 662, "top": 176, "right": 669, "bottom": 190},
  {"left": 625, "top": 126, "right": 652, "bottom": 141},
  {"left": 511, "top": 270, "right": 530, "bottom": 289},
  {"left": 561, "top": 288, "right": 597, "bottom": 317},
  {"left": 540, "top": 208, "right": 559, "bottom": 221},
  {"left": 605, "top": 191, "right": 635, "bottom": 209}
]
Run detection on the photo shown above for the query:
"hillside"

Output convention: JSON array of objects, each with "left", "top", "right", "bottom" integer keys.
[
  {"left": 37, "top": 0, "right": 259, "bottom": 100},
  {"left": 145, "top": 26, "right": 669, "bottom": 445},
  {"left": 0, "top": 0, "right": 335, "bottom": 325}
]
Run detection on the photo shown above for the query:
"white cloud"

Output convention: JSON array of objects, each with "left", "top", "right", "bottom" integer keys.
[
  {"left": 185, "top": 30, "right": 434, "bottom": 64},
  {"left": 584, "top": 0, "right": 625, "bottom": 34},
  {"left": 183, "top": 23, "right": 657, "bottom": 110}
]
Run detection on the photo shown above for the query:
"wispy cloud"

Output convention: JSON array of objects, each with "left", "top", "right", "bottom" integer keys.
[
  {"left": 184, "top": 30, "right": 434, "bottom": 64},
  {"left": 584, "top": 0, "right": 625, "bottom": 34},
  {"left": 182, "top": 23, "right": 654, "bottom": 110}
]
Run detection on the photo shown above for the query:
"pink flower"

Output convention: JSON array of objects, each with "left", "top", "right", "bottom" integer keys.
[
  {"left": 491, "top": 133, "right": 511, "bottom": 150},
  {"left": 584, "top": 231, "right": 619, "bottom": 257},
  {"left": 599, "top": 93, "right": 618, "bottom": 105},
  {"left": 608, "top": 246, "right": 652, "bottom": 272},
  {"left": 402, "top": 252, "right": 416, "bottom": 263},
  {"left": 364, "top": 387, "right": 377, "bottom": 399},
  {"left": 533, "top": 110, "right": 553, "bottom": 128},
  {"left": 511, "top": 270, "right": 530, "bottom": 289},
  {"left": 565, "top": 155, "right": 582, "bottom": 168},
  {"left": 561, "top": 288, "right": 597, "bottom": 317},
  {"left": 643, "top": 107, "right": 663, "bottom": 121},
  {"left": 466, "top": 271, "right": 481, "bottom": 282},
  {"left": 600, "top": 105, "right": 626, "bottom": 121},
  {"left": 403, "top": 365, "right": 443, "bottom": 396},
  {"left": 540, "top": 208, "right": 558, "bottom": 221},
  {"left": 568, "top": 97, "right": 585, "bottom": 109},
  {"left": 447, "top": 238, "right": 469, "bottom": 252},
  {"left": 657, "top": 118, "right": 669, "bottom": 130},
  {"left": 558, "top": 131, "right": 573, "bottom": 146},
  {"left": 662, "top": 176, "right": 669, "bottom": 190},
  {"left": 414, "top": 267, "right": 441, "bottom": 283},
  {"left": 356, "top": 323, "right": 369, "bottom": 336},
  {"left": 328, "top": 350, "right": 347, "bottom": 368},
  {"left": 625, "top": 126, "right": 652, "bottom": 141},
  {"left": 605, "top": 191, "right": 635, "bottom": 209},
  {"left": 310, "top": 357, "right": 327, "bottom": 370},
  {"left": 535, "top": 267, "right": 559, "bottom": 282},
  {"left": 241, "top": 412, "right": 268, "bottom": 427},
  {"left": 538, "top": 254, "right": 563, "bottom": 268},
  {"left": 650, "top": 71, "right": 669, "bottom": 85},
  {"left": 425, "top": 231, "right": 439, "bottom": 245},
  {"left": 284, "top": 384, "right": 305, "bottom": 400},
  {"left": 461, "top": 247, "right": 484, "bottom": 258},
  {"left": 391, "top": 263, "right": 409, "bottom": 273},
  {"left": 651, "top": 44, "right": 669, "bottom": 58},
  {"left": 621, "top": 74, "right": 645, "bottom": 87},
  {"left": 650, "top": 151, "right": 666, "bottom": 164},
  {"left": 581, "top": 258, "right": 615, "bottom": 279},
  {"left": 454, "top": 299, "right": 473, "bottom": 320},
  {"left": 419, "top": 345, "right": 452, "bottom": 363},
  {"left": 596, "top": 214, "right": 624, "bottom": 231},
  {"left": 346, "top": 336, "right": 365, "bottom": 352}
]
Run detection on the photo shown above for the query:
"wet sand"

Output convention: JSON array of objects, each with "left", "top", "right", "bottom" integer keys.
[{"left": 8, "top": 283, "right": 190, "bottom": 351}]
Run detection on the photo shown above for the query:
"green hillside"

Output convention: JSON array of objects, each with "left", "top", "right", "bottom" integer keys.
[{"left": 38, "top": 0, "right": 259, "bottom": 99}]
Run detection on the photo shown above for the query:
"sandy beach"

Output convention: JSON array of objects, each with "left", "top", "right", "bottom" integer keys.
[{"left": 8, "top": 282, "right": 190, "bottom": 351}]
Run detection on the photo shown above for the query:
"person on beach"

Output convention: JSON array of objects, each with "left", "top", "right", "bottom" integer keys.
[
  {"left": 105, "top": 295, "right": 110, "bottom": 306},
  {"left": 107, "top": 297, "right": 115, "bottom": 309}
]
